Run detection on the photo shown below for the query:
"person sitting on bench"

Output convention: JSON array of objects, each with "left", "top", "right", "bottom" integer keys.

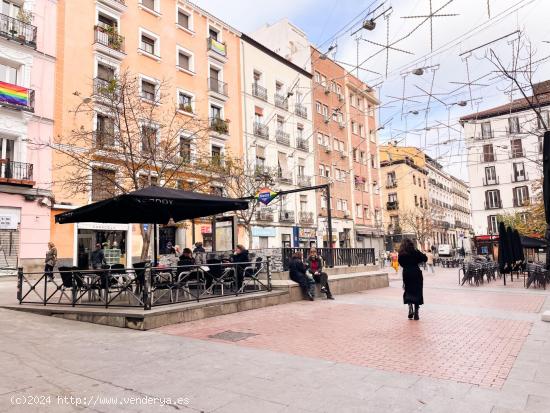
[{"left": 306, "top": 248, "right": 334, "bottom": 300}]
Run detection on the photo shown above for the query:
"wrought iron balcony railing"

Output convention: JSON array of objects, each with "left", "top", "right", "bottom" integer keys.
[
  {"left": 0, "top": 12, "right": 37, "bottom": 48},
  {"left": 252, "top": 83, "right": 268, "bottom": 101},
  {"left": 295, "top": 103, "right": 307, "bottom": 119},
  {"left": 297, "top": 175, "right": 311, "bottom": 187},
  {"left": 297, "top": 138, "right": 309, "bottom": 151},
  {"left": 274, "top": 94, "right": 288, "bottom": 110},
  {"left": 94, "top": 25, "right": 125, "bottom": 53},
  {"left": 275, "top": 129, "right": 290, "bottom": 146},
  {"left": 279, "top": 210, "right": 295, "bottom": 222},
  {"left": 207, "top": 36, "right": 227, "bottom": 57},
  {"left": 0, "top": 160, "right": 34, "bottom": 184},
  {"left": 209, "top": 117, "right": 229, "bottom": 134},
  {"left": 208, "top": 78, "right": 228, "bottom": 96},
  {"left": 253, "top": 122, "right": 269, "bottom": 139},
  {"left": 386, "top": 201, "right": 399, "bottom": 211},
  {"left": 299, "top": 211, "right": 314, "bottom": 224}
]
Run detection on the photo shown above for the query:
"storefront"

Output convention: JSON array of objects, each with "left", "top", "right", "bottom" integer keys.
[
  {"left": 292, "top": 226, "right": 317, "bottom": 248},
  {"left": 75, "top": 222, "right": 132, "bottom": 269}
]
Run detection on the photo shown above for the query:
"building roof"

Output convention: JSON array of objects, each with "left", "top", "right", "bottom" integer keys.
[
  {"left": 460, "top": 83, "right": 550, "bottom": 122},
  {"left": 240, "top": 34, "right": 312, "bottom": 78}
]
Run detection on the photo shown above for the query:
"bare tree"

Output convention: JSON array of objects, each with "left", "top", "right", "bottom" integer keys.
[
  {"left": 398, "top": 204, "right": 444, "bottom": 249},
  {"left": 47, "top": 71, "right": 234, "bottom": 259}
]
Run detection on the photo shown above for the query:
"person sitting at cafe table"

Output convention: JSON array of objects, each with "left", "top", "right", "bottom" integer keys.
[
  {"left": 230, "top": 244, "right": 249, "bottom": 290},
  {"left": 178, "top": 248, "right": 195, "bottom": 266}
]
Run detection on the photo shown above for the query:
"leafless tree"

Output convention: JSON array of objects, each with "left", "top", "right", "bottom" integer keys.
[
  {"left": 46, "top": 70, "right": 235, "bottom": 259},
  {"left": 398, "top": 204, "right": 444, "bottom": 249}
]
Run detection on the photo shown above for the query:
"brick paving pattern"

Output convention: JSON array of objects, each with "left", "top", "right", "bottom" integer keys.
[{"left": 159, "top": 299, "right": 532, "bottom": 389}]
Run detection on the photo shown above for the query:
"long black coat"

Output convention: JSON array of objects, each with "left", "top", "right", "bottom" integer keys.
[{"left": 399, "top": 250, "right": 427, "bottom": 305}]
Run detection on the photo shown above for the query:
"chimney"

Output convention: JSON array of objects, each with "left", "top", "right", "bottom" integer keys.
[{"left": 532, "top": 80, "right": 550, "bottom": 96}]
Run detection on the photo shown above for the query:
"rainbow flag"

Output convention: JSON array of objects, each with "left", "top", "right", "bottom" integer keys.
[{"left": 0, "top": 80, "right": 29, "bottom": 107}]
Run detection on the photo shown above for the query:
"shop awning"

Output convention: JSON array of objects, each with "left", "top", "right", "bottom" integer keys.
[
  {"left": 520, "top": 235, "right": 547, "bottom": 249},
  {"left": 55, "top": 186, "right": 249, "bottom": 225}
]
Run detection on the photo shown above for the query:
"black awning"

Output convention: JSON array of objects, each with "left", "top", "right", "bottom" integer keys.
[
  {"left": 55, "top": 186, "right": 249, "bottom": 225},
  {"left": 520, "top": 235, "right": 547, "bottom": 249}
]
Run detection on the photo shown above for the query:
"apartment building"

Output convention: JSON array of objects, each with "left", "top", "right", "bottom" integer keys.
[
  {"left": 240, "top": 34, "right": 315, "bottom": 248},
  {"left": 253, "top": 19, "right": 383, "bottom": 253},
  {"left": 379, "top": 146, "right": 429, "bottom": 249},
  {"left": 0, "top": 0, "right": 56, "bottom": 271},
  {"left": 450, "top": 176, "right": 473, "bottom": 252},
  {"left": 51, "top": 0, "right": 243, "bottom": 267},
  {"left": 426, "top": 155, "right": 456, "bottom": 246},
  {"left": 460, "top": 81, "right": 547, "bottom": 236}
]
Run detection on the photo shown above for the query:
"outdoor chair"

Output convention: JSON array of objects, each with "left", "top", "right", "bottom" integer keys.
[
  {"left": 174, "top": 261, "right": 203, "bottom": 302},
  {"left": 132, "top": 261, "right": 148, "bottom": 295},
  {"left": 57, "top": 266, "right": 75, "bottom": 303},
  {"left": 237, "top": 257, "right": 264, "bottom": 293}
]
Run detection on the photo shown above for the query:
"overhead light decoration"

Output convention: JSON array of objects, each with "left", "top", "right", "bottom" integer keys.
[
  {"left": 412, "top": 68, "right": 424, "bottom": 76},
  {"left": 362, "top": 19, "right": 376, "bottom": 31}
]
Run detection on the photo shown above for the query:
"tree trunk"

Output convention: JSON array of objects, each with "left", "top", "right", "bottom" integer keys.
[{"left": 140, "top": 224, "right": 151, "bottom": 261}]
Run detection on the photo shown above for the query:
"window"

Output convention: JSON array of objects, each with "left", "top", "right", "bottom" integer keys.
[
  {"left": 0, "top": 62, "right": 17, "bottom": 84},
  {"left": 485, "top": 189, "right": 501, "bottom": 209},
  {"left": 91, "top": 168, "right": 115, "bottom": 201},
  {"left": 141, "top": 125, "right": 157, "bottom": 151},
  {"left": 2, "top": 1, "right": 21, "bottom": 19},
  {"left": 141, "top": 0, "right": 156, "bottom": 11},
  {"left": 253, "top": 70, "right": 261, "bottom": 84},
  {"left": 360, "top": 151, "right": 365, "bottom": 164},
  {"left": 413, "top": 175, "right": 416, "bottom": 185},
  {"left": 512, "top": 162, "right": 526, "bottom": 182},
  {"left": 481, "top": 122, "right": 492, "bottom": 138},
  {"left": 141, "top": 79, "right": 156, "bottom": 101},
  {"left": 178, "top": 91, "right": 193, "bottom": 112},
  {"left": 539, "top": 136, "right": 544, "bottom": 154},
  {"left": 316, "top": 102, "right": 321, "bottom": 114},
  {"left": 356, "top": 204, "right": 362, "bottom": 218},
  {"left": 97, "top": 63, "right": 115, "bottom": 81},
  {"left": 484, "top": 166, "right": 496, "bottom": 184},
  {"left": 209, "top": 27, "right": 219, "bottom": 41},
  {"left": 97, "top": 13, "right": 117, "bottom": 30},
  {"left": 513, "top": 186, "right": 529, "bottom": 207},
  {"left": 510, "top": 139, "right": 523, "bottom": 158},
  {"left": 414, "top": 195, "right": 418, "bottom": 206},
  {"left": 387, "top": 172, "right": 396, "bottom": 187},
  {"left": 342, "top": 200, "right": 348, "bottom": 211},
  {"left": 178, "top": 51, "right": 190, "bottom": 70},
  {"left": 359, "top": 124, "right": 364, "bottom": 137},
  {"left": 419, "top": 198, "right": 423, "bottom": 208},
  {"left": 211, "top": 145, "right": 222, "bottom": 165},
  {"left": 314, "top": 71, "right": 321, "bottom": 83},
  {"left": 351, "top": 121, "right": 358, "bottom": 134},
  {"left": 255, "top": 145, "right": 265, "bottom": 168},
  {"left": 508, "top": 117, "right": 520, "bottom": 134},
  {"left": 210, "top": 104, "right": 222, "bottom": 119},
  {"left": 336, "top": 199, "right": 342, "bottom": 211},
  {"left": 300, "top": 195, "right": 307, "bottom": 212},
  {"left": 96, "top": 114, "right": 115, "bottom": 146},
  {"left": 482, "top": 144, "right": 494, "bottom": 162},
  {"left": 388, "top": 193, "right": 397, "bottom": 203},
  {"left": 537, "top": 111, "right": 549, "bottom": 130},
  {"left": 140, "top": 33, "right": 156, "bottom": 55},
  {"left": 179, "top": 136, "right": 192, "bottom": 162},
  {"left": 297, "top": 124, "right": 303, "bottom": 139},
  {"left": 322, "top": 105, "right": 328, "bottom": 117},
  {"left": 177, "top": 9, "right": 191, "bottom": 29}
]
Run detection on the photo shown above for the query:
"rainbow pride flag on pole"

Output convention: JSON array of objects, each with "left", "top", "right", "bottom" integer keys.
[{"left": 0, "top": 80, "right": 29, "bottom": 107}]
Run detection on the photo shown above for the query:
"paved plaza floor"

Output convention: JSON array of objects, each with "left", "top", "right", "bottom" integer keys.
[{"left": 1, "top": 266, "right": 550, "bottom": 412}]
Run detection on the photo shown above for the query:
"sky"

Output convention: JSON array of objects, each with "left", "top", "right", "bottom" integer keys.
[{"left": 195, "top": 0, "right": 549, "bottom": 180}]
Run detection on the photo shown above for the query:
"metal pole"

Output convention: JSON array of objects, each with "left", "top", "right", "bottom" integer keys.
[
  {"left": 266, "top": 256, "right": 272, "bottom": 291},
  {"left": 153, "top": 223, "right": 158, "bottom": 266},
  {"left": 191, "top": 218, "right": 196, "bottom": 246},
  {"left": 17, "top": 267, "right": 22, "bottom": 303},
  {"left": 326, "top": 184, "right": 334, "bottom": 268}
]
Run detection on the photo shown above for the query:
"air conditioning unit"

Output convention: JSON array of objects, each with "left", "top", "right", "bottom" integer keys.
[
  {"left": 324, "top": 86, "right": 330, "bottom": 94},
  {"left": 323, "top": 115, "right": 330, "bottom": 124}
]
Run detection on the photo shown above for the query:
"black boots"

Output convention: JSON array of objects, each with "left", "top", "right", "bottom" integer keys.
[
  {"left": 414, "top": 304, "right": 419, "bottom": 320},
  {"left": 408, "top": 304, "right": 414, "bottom": 319}
]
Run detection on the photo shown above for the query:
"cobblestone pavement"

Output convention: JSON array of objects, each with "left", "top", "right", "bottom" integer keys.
[{"left": 1, "top": 266, "right": 550, "bottom": 412}]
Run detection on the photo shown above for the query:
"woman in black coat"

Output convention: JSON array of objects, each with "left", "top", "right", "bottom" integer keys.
[{"left": 398, "top": 238, "right": 427, "bottom": 320}]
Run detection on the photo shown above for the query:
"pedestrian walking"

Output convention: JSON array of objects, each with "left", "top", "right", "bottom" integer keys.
[
  {"left": 398, "top": 239, "right": 427, "bottom": 320},
  {"left": 425, "top": 250, "right": 435, "bottom": 273},
  {"left": 306, "top": 248, "right": 334, "bottom": 300},
  {"left": 44, "top": 242, "right": 57, "bottom": 281},
  {"left": 288, "top": 251, "right": 315, "bottom": 301},
  {"left": 390, "top": 250, "right": 399, "bottom": 273}
]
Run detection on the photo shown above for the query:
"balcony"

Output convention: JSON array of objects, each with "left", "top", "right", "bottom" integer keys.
[
  {"left": 209, "top": 117, "right": 229, "bottom": 135},
  {"left": 208, "top": 78, "right": 228, "bottom": 97},
  {"left": 254, "top": 165, "right": 273, "bottom": 177},
  {"left": 93, "top": 26, "right": 125, "bottom": 59},
  {"left": 93, "top": 77, "right": 118, "bottom": 98},
  {"left": 295, "top": 104, "right": 307, "bottom": 119},
  {"left": 0, "top": 81, "right": 34, "bottom": 112},
  {"left": 256, "top": 209, "right": 274, "bottom": 222},
  {"left": 482, "top": 176, "right": 499, "bottom": 186},
  {"left": 296, "top": 138, "right": 309, "bottom": 151},
  {"left": 297, "top": 175, "right": 311, "bottom": 187},
  {"left": 279, "top": 210, "right": 295, "bottom": 223},
  {"left": 0, "top": 13, "right": 37, "bottom": 48},
  {"left": 299, "top": 211, "right": 314, "bottom": 224},
  {"left": 386, "top": 201, "right": 399, "bottom": 211},
  {"left": 253, "top": 122, "right": 269, "bottom": 139},
  {"left": 513, "top": 197, "right": 534, "bottom": 208},
  {"left": 510, "top": 149, "right": 525, "bottom": 159},
  {"left": 0, "top": 160, "right": 34, "bottom": 186},
  {"left": 386, "top": 181, "right": 397, "bottom": 189},
  {"left": 512, "top": 172, "right": 529, "bottom": 182},
  {"left": 207, "top": 36, "right": 227, "bottom": 57},
  {"left": 252, "top": 83, "right": 267, "bottom": 101},
  {"left": 484, "top": 200, "right": 502, "bottom": 210},
  {"left": 98, "top": 0, "right": 127, "bottom": 12},
  {"left": 274, "top": 94, "right": 288, "bottom": 110},
  {"left": 277, "top": 169, "right": 292, "bottom": 184},
  {"left": 275, "top": 129, "right": 290, "bottom": 146}
]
